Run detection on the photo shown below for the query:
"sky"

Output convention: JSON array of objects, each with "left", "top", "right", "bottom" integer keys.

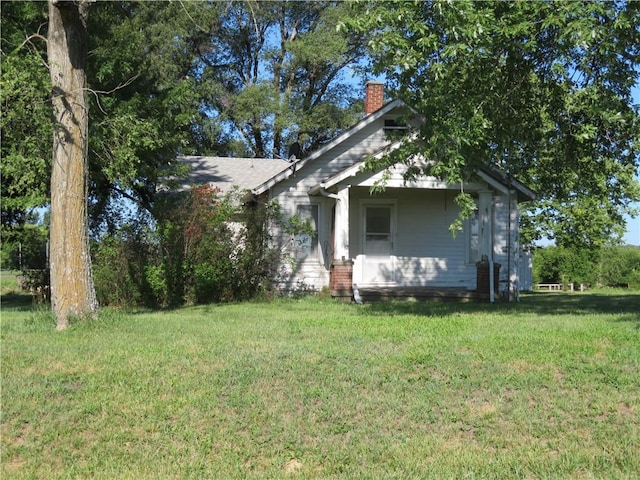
[
  {"left": 623, "top": 84, "right": 640, "bottom": 246},
  {"left": 623, "top": 211, "right": 639, "bottom": 245}
]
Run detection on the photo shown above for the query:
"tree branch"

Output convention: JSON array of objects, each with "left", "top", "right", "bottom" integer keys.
[
  {"left": 85, "top": 73, "right": 141, "bottom": 113},
  {"left": 18, "top": 33, "right": 48, "bottom": 51},
  {"left": 178, "top": 1, "right": 208, "bottom": 33}
]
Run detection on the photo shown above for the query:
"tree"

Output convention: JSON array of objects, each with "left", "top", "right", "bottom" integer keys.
[
  {"left": 3, "top": 2, "right": 368, "bottom": 232},
  {"left": 195, "top": 1, "right": 367, "bottom": 158},
  {"left": 47, "top": 0, "right": 97, "bottom": 328},
  {"left": 1, "top": 2, "right": 52, "bottom": 229},
  {"left": 343, "top": 1, "right": 640, "bottom": 248},
  {"left": 84, "top": 2, "right": 225, "bottom": 230},
  {"left": 2, "top": 1, "right": 372, "bottom": 311}
]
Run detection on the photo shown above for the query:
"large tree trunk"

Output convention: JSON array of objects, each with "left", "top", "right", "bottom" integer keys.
[{"left": 47, "top": 0, "right": 97, "bottom": 329}]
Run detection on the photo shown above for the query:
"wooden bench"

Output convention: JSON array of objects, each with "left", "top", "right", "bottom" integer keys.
[
  {"left": 537, "top": 283, "right": 587, "bottom": 292},
  {"left": 537, "top": 283, "right": 562, "bottom": 291}
]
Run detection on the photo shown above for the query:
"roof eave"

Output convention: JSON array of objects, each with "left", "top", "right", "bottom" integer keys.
[
  {"left": 253, "top": 99, "right": 407, "bottom": 195},
  {"left": 478, "top": 167, "right": 537, "bottom": 202}
]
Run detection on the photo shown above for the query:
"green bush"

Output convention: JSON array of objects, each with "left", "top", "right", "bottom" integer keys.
[
  {"left": 91, "top": 185, "right": 291, "bottom": 307},
  {"left": 92, "top": 222, "right": 159, "bottom": 307},
  {"left": 533, "top": 245, "right": 597, "bottom": 287},
  {"left": 597, "top": 246, "right": 640, "bottom": 289},
  {"left": 1, "top": 224, "right": 48, "bottom": 271},
  {"left": 144, "top": 264, "right": 166, "bottom": 307},
  {"left": 533, "top": 245, "right": 640, "bottom": 290}
]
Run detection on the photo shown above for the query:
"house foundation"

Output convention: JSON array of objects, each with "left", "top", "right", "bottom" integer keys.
[
  {"left": 476, "top": 258, "right": 501, "bottom": 299},
  {"left": 330, "top": 259, "right": 353, "bottom": 300}
]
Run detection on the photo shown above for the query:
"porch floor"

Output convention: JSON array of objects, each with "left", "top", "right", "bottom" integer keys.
[{"left": 355, "top": 286, "right": 480, "bottom": 302}]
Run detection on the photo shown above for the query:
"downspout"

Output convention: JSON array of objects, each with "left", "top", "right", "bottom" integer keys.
[
  {"left": 506, "top": 174, "right": 512, "bottom": 302},
  {"left": 489, "top": 258, "right": 495, "bottom": 303}
]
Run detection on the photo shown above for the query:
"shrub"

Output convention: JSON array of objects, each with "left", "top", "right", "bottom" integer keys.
[
  {"left": 533, "top": 245, "right": 640, "bottom": 290},
  {"left": 533, "top": 246, "right": 597, "bottom": 287},
  {"left": 597, "top": 246, "right": 640, "bottom": 289},
  {"left": 92, "top": 221, "right": 159, "bottom": 307},
  {"left": 91, "top": 186, "right": 292, "bottom": 307},
  {"left": 1, "top": 223, "right": 48, "bottom": 271}
]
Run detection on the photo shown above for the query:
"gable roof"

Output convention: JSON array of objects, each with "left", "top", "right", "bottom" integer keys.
[
  {"left": 305, "top": 137, "right": 536, "bottom": 202},
  {"left": 179, "top": 156, "right": 291, "bottom": 192},
  {"left": 252, "top": 99, "right": 406, "bottom": 195},
  {"left": 477, "top": 166, "right": 537, "bottom": 202},
  {"left": 179, "top": 98, "right": 535, "bottom": 202}
]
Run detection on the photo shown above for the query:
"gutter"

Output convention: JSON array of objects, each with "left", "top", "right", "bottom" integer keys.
[{"left": 308, "top": 183, "right": 340, "bottom": 200}]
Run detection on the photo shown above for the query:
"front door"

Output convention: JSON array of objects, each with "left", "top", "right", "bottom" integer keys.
[{"left": 361, "top": 204, "right": 395, "bottom": 284}]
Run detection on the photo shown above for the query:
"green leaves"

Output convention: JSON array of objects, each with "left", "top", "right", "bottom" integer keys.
[
  {"left": 345, "top": 0, "right": 640, "bottom": 249},
  {"left": 450, "top": 191, "right": 476, "bottom": 237},
  {"left": 0, "top": 3, "right": 52, "bottom": 226},
  {"left": 198, "top": 1, "right": 367, "bottom": 158}
]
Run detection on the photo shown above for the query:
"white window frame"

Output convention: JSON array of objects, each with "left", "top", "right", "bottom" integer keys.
[
  {"left": 294, "top": 203, "right": 320, "bottom": 261},
  {"left": 359, "top": 199, "right": 397, "bottom": 256}
]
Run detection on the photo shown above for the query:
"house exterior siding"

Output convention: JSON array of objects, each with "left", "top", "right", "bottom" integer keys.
[
  {"left": 348, "top": 188, "right": 477, "bottom": 288},
  {"left": 270, "top": 159, "right": 531, "bottom": 296},
  {"left": 182, "top": 98, "right": 535, "bottom": 300}
]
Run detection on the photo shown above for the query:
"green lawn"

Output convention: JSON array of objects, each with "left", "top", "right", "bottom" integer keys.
[{"left": 1, "top": 290, "right": 639, "bottom": 479}]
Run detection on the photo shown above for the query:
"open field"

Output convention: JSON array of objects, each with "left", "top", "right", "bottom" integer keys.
[{"left": 1, "top": 290, "right": 639, "bottom": 479}]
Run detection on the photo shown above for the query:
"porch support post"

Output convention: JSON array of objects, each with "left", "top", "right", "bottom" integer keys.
[
  {"left": 477, "top": 190, "right": 493, "bottom": 260},
  {"left": 330, "top": 186, "right": 353, "bottom": 300},
  {"left": 476, "top": 190, "right": 499, "bottom": 301},
  {"left": 334, "top": 186, "right": 350, "bottom": 261}
]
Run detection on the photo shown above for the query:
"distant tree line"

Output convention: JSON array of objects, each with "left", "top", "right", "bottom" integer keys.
[{"left": 533, "top": 245, "right": 640, "bottom": 290}]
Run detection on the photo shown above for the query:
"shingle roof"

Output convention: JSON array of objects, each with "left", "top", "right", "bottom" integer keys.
[{"left": 179, "top": 156, "right": 292, "bottom": 193}]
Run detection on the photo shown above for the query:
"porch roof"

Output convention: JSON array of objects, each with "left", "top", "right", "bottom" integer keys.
[{"left": 308, "top": 157, "right": 536, "bottom": 202}]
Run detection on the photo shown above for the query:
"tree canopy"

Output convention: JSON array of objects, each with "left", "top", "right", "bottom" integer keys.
[
  {"left": 1, "top": 3, "right": 52, "bottom": 227},
  {"left": 1, "top": 1, "right": 367, "bottom": 235},
  {"left": 343, "top": 0, "right": 640, "bottom": 248},
  {"left": 3, "top": 0, "right": 639, "bottom": 257},
  {"left": 188, "top": 0, "right": 367, "bottom": 159}
]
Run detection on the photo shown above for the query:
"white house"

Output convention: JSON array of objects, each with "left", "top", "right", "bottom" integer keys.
[{"left": 180, "top": 82, "right": 536, "bottom": 301}]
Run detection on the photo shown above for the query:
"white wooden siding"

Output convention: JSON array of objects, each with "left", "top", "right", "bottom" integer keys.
[
  {"left": 271, "top": 116, "right": 393, "bottom": 197},
  {"left": 266, "top": 103, "right": 530, "bottom": 294},
  {"left": 269, "top": 114, "right": 394, "bottom": 292},
  {"left": 350, "top": 188, "right": 476, "bottom": 288}
]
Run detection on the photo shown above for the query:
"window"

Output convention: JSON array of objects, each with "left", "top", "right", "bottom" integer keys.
[
  {"left": 468, "top": 209, "right": 480, "bottom": 263},
  {"left": 383, "top": 118, "right": 408, "bottom": 140},
  {"left": 364, "top": 206, "right": 392, "bottom": 254},
  {"left": 295, "top": 204, "right": 319, "bottom": 259},
  {"left": 383, "top": 118, "right": 407, "bottom": 130}
]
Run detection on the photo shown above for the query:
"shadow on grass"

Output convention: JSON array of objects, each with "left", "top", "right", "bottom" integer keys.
[
  {"left": 361, "top": 290, "right": 640, "bottom": 324},
  {"left": 518, "top": 291, "right": 640, "bottom": 317},
  {"left": 1, "top": 292, "right": 39, "bottom": 311}
]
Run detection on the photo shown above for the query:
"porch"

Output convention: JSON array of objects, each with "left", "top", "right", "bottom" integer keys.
[{"left": 354, "top": 285, "right": 480, "bottom": 302}]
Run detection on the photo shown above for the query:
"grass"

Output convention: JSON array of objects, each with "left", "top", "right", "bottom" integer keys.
[{"left": 1, "top": 289, "right": 639, "bottom": 479}]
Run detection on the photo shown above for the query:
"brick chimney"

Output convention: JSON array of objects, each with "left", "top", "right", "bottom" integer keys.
[{"left": 364, "top": 81, "right": 384, "bottom": 115}]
